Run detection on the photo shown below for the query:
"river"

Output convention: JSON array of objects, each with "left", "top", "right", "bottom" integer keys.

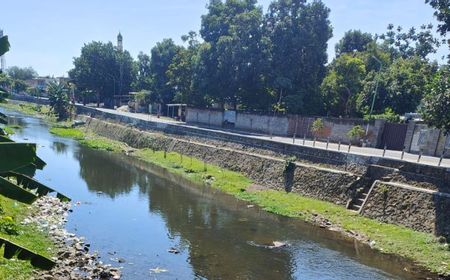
[{"left": 3, "top": 109, "right": 431, "bottom": 279}]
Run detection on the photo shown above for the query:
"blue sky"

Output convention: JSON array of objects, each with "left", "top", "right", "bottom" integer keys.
[{"left": 1, "top": 0, "right": 446, "bottom": 77}]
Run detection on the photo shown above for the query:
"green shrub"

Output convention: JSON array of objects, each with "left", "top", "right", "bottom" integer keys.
[
  {"left": 347, "top": 125, "right": 365, "bottom": 139},
  {"left": 311, "top": 118, "right": 325, "bottom": 137},
  {"left": 0, "top": 216, "right": 19, "bottom": 235}
]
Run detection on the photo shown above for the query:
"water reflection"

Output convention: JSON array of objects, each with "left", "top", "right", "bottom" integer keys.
[
  {"left": 147, "top": 174, "right": 295, "bottom": 279},
  {"left": 51, "top": 141, "right": 69, "bottom": 155},
  {"left": 75, "top": 146, "right": 139, "bottom": 198}
]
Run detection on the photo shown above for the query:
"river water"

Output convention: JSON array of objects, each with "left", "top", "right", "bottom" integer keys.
[{"left": 3, "top": 109, "right": 431, "bottom": 279}]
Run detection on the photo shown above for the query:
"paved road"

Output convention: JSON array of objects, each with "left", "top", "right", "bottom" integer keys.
[{"left": 94, "top": 107, "right": 450, "bottom": 169}]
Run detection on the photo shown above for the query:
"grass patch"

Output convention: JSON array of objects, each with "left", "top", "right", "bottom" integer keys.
[
  {"left": 0, "top": 195, "right": 55, "bottom": 279},
  {"left": 79, "top": 137, "right": 125, "bottom": 152},
  {"left": 2, "top": 126, "right": 15, "bottom": 135},
  {"left": 133, "top": 148, "right": 450, "bottom": 276},
  {"left": 0, "top": 101, "right": 56, "bottom": 122},
  {"left": 50, "top": 126, "right": 126, "bottom": 152},
  {"left": 50, "top": 127, "right": 85, "bottom": 140}
]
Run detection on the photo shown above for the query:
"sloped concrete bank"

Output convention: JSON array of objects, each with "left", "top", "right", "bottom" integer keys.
[{"left": 79, "top": 116, "right": 450, "bottom": 240}]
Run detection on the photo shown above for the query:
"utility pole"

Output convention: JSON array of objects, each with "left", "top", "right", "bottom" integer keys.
[{"left": 366, "top": 56, "right": 383, "bottom": 135}]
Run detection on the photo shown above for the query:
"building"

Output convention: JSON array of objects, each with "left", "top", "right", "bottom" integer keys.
[
  {"left": 24, "top": 76, "right": 57, "bottom": 93},
  {"left": 117, "top": 32, "right": 123, "bottom": 52}
]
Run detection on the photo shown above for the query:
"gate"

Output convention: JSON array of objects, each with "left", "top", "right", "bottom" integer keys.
[{"left": 380, "top": 123, "right": 408, "bottom": 150}]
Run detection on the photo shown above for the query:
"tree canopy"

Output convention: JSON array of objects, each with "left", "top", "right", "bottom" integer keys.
[
  {"left": 335, "top": 30, "right": 373, "bottom": 56},
  {"left": 68, "top": 41, "right": 135, "bottom": 108},
  {"left": 62, "top": 0, "right": 449, "bottom": 125},
  {"left": 6, "top": 66, "right": 38, "bottom": 81},
  {"left": 421, "top": 68, "right": 450, "bottom": 133}
]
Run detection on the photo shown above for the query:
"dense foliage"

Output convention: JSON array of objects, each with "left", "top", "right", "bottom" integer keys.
[
  {"left": 421, "top": 68, "right": 450, "bottom": 134},
  {"left": 59, "top": 0, "right": 446, "bottom": 126},
  {"left": 69, "top": 41, "right": 135, "bottom": 108},
  {"left": 47, "top": 81, "right": 71, "bottom": 121},
  {"left": 6, "top": 66, "right": 37, "bottom": 81}
]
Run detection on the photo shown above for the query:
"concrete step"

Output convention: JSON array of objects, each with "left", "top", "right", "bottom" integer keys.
[{"left": 350, "top": 204, "right": 361, "bottom": 211}]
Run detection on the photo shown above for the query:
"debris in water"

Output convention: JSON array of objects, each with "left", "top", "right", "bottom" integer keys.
[
  {"left": 247, "top": 205, "right": 255, "bottom": 208},
  {"left": 150, "top": 267, "right": 168, "bottom": 274},
  {"left": 247, "top": 240, "right": 289, "bottom": 249},
  {"left": 168, "top": 247, "right": 180, "bottom": 254},
  {"left": 270, "top": 241, "right": 287, "bottom": 249}
]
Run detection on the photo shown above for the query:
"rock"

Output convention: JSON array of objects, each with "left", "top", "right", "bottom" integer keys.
[
  {"left": 168, "top": 247, "right": 180, "bottom": 254},
  {"left": 30, "top": 196, "right": 122, "bottom": 280}
]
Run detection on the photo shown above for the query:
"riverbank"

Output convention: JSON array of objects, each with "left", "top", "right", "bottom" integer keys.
[
  {"left": 0, "top": 102, "right": 122, "bottom": 279},
  {"left": 50, "top": 124, "right": 450, "bottom": 277},
  {"left": 2, "top": 101, "right": 449, "bottom": 277},
  {"left": 0, "top": 195, "right": 55, "bottom": 280}
]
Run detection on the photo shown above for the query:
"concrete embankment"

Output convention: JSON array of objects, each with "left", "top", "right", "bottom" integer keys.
[{"left": 79, "top": 115, "right": 450, "bottom": 239}]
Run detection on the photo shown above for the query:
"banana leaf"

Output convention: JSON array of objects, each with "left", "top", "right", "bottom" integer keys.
[
  {"left": 0, "top": 238, "right": 56, "bottom": 270},
  {"left": 0, "top": 135, "right": 13, "bottom": 142},
  {"left": 0, "top": 143, "right": 39, "bottom": 173},
  {"left": 0, "top": 176, "right": 37, "bottom": 204},
  {"left": 0, "top": 112, "right": 7, "bottom": 125},
  {"left": 1, "top": 172, "right": 70, "bottom": 202},
  {"left": 0, "top": 35, "right": 10, "bottom": 57}
]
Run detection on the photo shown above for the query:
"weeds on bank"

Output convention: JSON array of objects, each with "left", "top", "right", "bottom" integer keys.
[
  {"left": 133, "top": 148, "right": 450, "bottom": 276},
  {"left": 50, "top": 126, "right": 125, "bottom": 152},
  {"left": 0, "top": 102, "right": 56, "bottom": 122},
  {"left": 0, "top": 196, "right": 55, "bottom": 279}
]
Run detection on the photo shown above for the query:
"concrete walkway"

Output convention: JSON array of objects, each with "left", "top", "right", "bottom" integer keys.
[{"left": 94, "top": 107, "right": 450, "bottom": 169}]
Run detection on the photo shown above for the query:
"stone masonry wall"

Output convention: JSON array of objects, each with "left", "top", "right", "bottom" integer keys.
[
  {"left": 82, "top": 117, "right": 358, "bottom": 205},
  {"left": 361, "top": 181, "right": 450, "bottom": 238},
  {"left": 81, "top": 116, "right": 450, "bottom": 237}
]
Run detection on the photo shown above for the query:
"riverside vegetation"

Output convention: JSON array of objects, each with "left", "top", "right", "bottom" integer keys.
[{"left": 2, "top": 101, "right": 450, "bottom": 277}]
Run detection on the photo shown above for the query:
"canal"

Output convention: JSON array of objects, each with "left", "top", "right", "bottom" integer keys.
[{"left": 4, "top": 109, "right": 430, "bottom": 279}]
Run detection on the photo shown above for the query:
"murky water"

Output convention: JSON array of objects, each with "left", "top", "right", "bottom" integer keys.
[{"left": 3, "top": 109, "right": 433, "bottom": 279}]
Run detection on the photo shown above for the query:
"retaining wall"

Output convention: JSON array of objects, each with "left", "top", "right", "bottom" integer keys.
[
  {"left": 82, "top": 117, "right": 358, "bottom": 205},
  {"left": 82, "top": 115, "right": 450, "bottom": 237},
  {"left": 76, "top": 105, "right": 450, "bottom": 184},
  {"left": 361, "top": 181, "right": 450, "bottom": 238}
]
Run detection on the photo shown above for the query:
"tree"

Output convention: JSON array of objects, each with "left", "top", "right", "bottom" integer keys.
[
  {"left": 6, "top": 66, "right": 38, "bottom": 81},
  {"left": 167, "top": 32, "right": 206, "bottom": 107},
  {"left": 47, "top": 81, "right": 70, "bottom": 121},
  {"left": 426, "top": 0, "right": 450, "bottom": 36},
  {"left": 357, "top": 56, "right": 436, "bottom": 116},
  {"left": 265, "top": 0, "right": 332, "bottom": 114},
  {"left": 134, "top": 52, "right": 152, "bottom": 91},
  {"left": 12, "top": 79, "right": 27, "bottom": 93},
  {"left": 321, "top": 53, "right": 366, "bottom": 117},
  {"left": 378, "top": 24, "right": 441, "bottom": 59},
  {"left": 199, "top": 0, "right": 271, "bottom": 110},
  {"left": 148, "top": 39, "right": 181, "bottom": 109},
  {"left": 69, "top": 41, "right": 135, "bottom": 108},
  {"left": 335, "top": 30, "right": 373, "bottom": 56},
  {"left": 421, "top": 68, "right": 450, "bottom": 134}
]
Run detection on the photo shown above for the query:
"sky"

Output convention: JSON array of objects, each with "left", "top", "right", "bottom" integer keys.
[{"left": 1, "top": 0, "right": 447, "bottom": 77}]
